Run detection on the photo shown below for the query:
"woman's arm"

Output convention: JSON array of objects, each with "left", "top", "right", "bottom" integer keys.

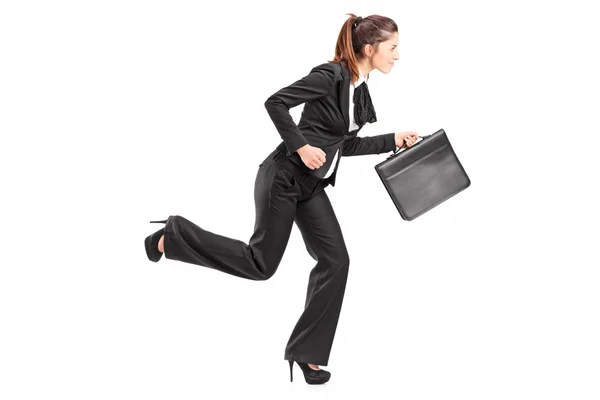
[
  {"left": 264, "top": 63, "right": 340, "bottom": 156},
  {"left": 342, "top": 132, "right": 396, "bottom": 156}
]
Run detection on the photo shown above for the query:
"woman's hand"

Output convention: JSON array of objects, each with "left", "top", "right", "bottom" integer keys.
[
  {"left": 297, "top": 144, "right": 326, "bottom": 170},
  {"left": 395, "top": 131, "right": 419, "bottom": 148}
]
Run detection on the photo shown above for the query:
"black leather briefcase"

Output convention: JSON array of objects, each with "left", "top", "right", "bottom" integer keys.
[{"left": 374, "top": 128, "right": 470, "bottom": 221}]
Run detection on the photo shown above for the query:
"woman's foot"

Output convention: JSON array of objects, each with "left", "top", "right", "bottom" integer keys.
[
  {"left": 158, "top": 235, "right": 165, "bottom": 253},
  {"left": 145, "top": 228, "right": 165, "bottom": 262},
  {"left": 288, "top": 360, "right": 330, "bottom": 384}
]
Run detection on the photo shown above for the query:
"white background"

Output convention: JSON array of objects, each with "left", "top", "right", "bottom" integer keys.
[{"left": 1, "top": 0, "right": 599, "bottom": 399}]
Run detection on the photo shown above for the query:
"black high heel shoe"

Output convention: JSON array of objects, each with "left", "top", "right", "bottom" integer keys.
[
  {"left": 144, "top": 220, "right": 168, "bottom": 262},
  {"left": 288, "top": 360, "right": 331, "bottom": 384}
]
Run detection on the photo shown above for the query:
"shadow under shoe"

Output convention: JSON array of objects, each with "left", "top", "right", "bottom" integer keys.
[{"left": 288, "top": 360, "right": 331, "bottom": 384}]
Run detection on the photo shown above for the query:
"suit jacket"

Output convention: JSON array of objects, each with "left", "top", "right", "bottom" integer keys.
[{"left": 264, "top": 61, "right": 397, "bottom": 187}]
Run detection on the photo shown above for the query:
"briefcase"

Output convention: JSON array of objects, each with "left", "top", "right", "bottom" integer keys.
[{"left": 374, "top": 128, "right": 470, "bottom": 221}]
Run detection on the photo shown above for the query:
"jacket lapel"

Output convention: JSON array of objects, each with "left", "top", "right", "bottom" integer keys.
[{"left": 338, "top": 63, "right": 350, "bottom": 132}]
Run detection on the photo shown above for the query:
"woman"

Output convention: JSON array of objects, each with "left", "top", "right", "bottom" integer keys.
[{"left": 144, "top": 13, "right": 419, "bottom": 385}]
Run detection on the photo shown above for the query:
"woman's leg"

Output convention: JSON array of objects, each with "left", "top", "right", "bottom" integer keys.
[
  {"left": 284, "top": 188, "right": 350, "bottom": 367},
  {"left": 161, "top": 156, "right": 302, "bottom": 280}
]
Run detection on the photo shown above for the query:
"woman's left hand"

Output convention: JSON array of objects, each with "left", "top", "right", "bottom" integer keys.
[{"left": 395, "top": 131, "right": 419, "bottom": 148}]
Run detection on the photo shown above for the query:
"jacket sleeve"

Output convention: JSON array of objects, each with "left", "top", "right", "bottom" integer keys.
[
  {"left": 342, "top": 132, "right": 397, "bottom": 156},
  {"left": 264, "top": 63, "right": 339, "bottom": 156}
]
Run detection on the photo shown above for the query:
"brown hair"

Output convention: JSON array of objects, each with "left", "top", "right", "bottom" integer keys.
[{"left": 330, "top": 13, "right": 398, "bottom": 85}]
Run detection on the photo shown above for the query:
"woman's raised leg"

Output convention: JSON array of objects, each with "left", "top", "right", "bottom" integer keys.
[{"left": 161, "top": 157, "right": 302, "bottom": 280}]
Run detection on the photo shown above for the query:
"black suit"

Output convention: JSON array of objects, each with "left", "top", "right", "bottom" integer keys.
[
  {"left": 160, "top": 61, "right": 395, "bottom": 367},
  {"left": 265, "top": 61, "right": 397, "bottom": 185}
]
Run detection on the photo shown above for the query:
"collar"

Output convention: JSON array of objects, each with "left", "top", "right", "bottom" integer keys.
[{"left": 354, "top": 68, "right": 368, "bottom": 88}]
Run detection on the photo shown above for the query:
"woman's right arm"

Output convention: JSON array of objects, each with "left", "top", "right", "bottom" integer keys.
[{"left": 264, "top": 63, "right": 340, "bottom": 156}]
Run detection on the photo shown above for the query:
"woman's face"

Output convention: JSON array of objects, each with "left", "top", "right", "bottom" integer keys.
[{"left": 369, "top": 31, "right": 399, "bottom": 74}]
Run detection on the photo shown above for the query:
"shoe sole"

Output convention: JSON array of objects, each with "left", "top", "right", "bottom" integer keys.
[
  {"left": 145, "top": 233, "right": 163, "bottom": 262},
  {"left": 304, "top": 375, "right": 330, "bottom": 384}
]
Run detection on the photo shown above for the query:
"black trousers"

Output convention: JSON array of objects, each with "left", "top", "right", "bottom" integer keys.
[{"left": 162, "top": 148, "right": 349, "bottom": 366}]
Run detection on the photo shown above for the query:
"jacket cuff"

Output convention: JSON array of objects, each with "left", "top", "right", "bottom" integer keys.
[
  {"left": 383, "top": 132, "right": 396, "bottom": 152},
  {"left": 285, "top": 137, "right": 308, "bottom": 156}
]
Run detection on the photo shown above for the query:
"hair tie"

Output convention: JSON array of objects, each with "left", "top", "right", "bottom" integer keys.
[{"left": 353, "top": 16, "right": 362, "bottom": 29}]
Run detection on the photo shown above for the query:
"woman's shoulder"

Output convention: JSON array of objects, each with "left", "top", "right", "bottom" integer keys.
[{"left": 309, "top": 61, "right": 345, "bottom": 81}]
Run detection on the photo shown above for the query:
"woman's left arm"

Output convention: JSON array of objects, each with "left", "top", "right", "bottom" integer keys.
[{"left": 341, "top": 132, "right": 396, "bottom": 156}]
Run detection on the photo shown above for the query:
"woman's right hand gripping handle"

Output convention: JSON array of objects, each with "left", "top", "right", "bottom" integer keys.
[{"left": 296, "top": 144, "right": 326, "bottom": 170}]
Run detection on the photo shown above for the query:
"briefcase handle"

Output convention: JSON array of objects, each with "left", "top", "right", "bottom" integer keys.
[{"left": 387, "top": 133, "right": 432, "bottom": 159}]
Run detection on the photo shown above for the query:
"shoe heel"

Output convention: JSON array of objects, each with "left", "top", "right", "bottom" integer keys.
[
  {"left": 150, "top": 219, "right": 168, "bottom": 224},
  {"left": 289, "top": 360, "right": 294, "bottom": 382}
]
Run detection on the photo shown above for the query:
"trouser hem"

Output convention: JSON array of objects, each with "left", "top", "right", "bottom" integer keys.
[{"left": 284, "top": 353, "right": 329, "bottom": 367}]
